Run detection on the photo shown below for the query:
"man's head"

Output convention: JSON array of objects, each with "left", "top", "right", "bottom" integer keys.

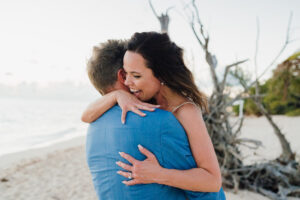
[{"left": 87, "top": 40, "right": 127, "bottom": 95}]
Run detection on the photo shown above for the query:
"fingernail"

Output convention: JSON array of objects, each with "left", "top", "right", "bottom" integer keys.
[
  {"left": 138, "top": 144, "right": 143, "bottom": 149},
  {"left": 122, "top": 121, "right": 125, "bottom": 124},
  {"left": 117, "top": 171, "right": 121, "bottom": 174},
  {"left": 122, "top": 181, "right": 126, "bottom": 184},
  {"left": 116, "top": 161, "right": 120, "bottom": 165},
  {"left": 119, "top": 152, "right": 123, "bottom": 156}
]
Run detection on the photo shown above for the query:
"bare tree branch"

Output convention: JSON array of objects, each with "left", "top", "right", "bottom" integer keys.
[
  {"left": 256, "top": 12, "right": 293, "bottom": 81},
  {"left": 166, "top": 6, "right": 175, "bottom": 14},
  {"left": 221, "top": 59, "right": 249, "bottom": 91},
  {"left": 148, "top": 0, "right": 171, "bottom": 33},
  {"left": 149, "top": 0, "right": 159, "bottom": 19},
  {"left": 254, "top": 17, "right": 260, "bottom": 81},
  {"left": 250, "top": 97, "right": 294, "bottom": 162}
]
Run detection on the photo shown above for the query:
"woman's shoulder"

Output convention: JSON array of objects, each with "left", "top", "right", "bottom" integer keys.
[
  {"left": 174, "top": 102, "right": 203, "bottom": 121},
  {"left": 174, "top": 101, "right": 201, "bottom": 114}
]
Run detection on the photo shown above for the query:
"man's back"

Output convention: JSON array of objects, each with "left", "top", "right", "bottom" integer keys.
[
  {"left": 86, "top": 105, "right": 226, "bottom": 200},
  {"left": 86, "top": 105, "right": 186, "bottom": 200}
]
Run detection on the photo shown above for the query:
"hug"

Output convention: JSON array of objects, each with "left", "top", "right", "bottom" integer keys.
[{"left": 83, "top": 32, "right": 226, "bottom": 200}]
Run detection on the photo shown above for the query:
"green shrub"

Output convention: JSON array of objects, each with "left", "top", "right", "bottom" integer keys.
[
  {"left": 269, "top": 101, "right": 287, "bottom": 114},
  {"left": 286, "top": 108, "right": 300, "bottom": 116},
  {"left": 232, "top": 105, "right": 239, "bottom": 116}
]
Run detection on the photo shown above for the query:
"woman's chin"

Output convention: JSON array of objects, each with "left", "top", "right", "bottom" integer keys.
[
  {"left": 134, "top": 92, "right": 142, "bottom": 99},
  {"left": 135, "top": 93, "right": 148, "bottom": 101}
]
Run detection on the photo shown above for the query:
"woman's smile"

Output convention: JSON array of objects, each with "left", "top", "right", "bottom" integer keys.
[
  {"left": 130, "top": 88, "right": 142, "bottom": 98},
  {"left": 123, "top": 51, "right": 161, "bottom": 101}
]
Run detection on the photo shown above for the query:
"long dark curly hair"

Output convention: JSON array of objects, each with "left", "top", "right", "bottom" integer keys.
[{"left": 127, "top": 32, "right": 208, "bottom": 112}]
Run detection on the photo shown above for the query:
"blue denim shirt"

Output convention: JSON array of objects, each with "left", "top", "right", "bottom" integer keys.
[{"left": 86, "top": 105, "right": 226, "bottom": 200}]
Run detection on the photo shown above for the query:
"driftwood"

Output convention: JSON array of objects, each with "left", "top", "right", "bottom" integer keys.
[
  {"left": 149, "top": 0, "right": 300, "bottom": 199},
  {"left": 186, "top": 1, "right": 300, "bottom": 199}
]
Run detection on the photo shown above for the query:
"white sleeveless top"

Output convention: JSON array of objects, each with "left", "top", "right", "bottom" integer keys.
[{"left": 171, "top": 102, "right": 196, "bottom": 113}]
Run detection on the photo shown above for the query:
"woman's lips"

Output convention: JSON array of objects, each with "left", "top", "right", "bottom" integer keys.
[
  {"left": 134, "top": 91, "right": 141, "bottom": 98},
  {"left": 130, "top": 89, "right": 142, "bottom": 98}
]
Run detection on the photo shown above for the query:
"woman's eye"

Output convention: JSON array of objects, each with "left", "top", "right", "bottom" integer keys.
[{"left": 133, "top": 75, "right": 141, "bottom": 79}]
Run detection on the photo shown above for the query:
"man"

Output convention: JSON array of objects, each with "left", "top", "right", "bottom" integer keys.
[{"left": 85, "top": 40, "right": 225, "bottom": 200}]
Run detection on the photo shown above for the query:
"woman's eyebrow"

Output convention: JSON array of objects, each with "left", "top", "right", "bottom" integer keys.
[
  {"left": 128, "top": 71, "right": 141, "bottom": 74},
  {"left": 123, "top": 66, "right": 141, "bottom": 74}
]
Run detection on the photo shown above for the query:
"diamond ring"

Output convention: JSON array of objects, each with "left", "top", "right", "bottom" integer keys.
[{"left": 128, "top": 172, "right": 132, "bottom": 179}]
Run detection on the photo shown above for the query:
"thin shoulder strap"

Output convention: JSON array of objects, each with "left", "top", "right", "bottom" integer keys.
[{"left": 171, "top": 102, "right": 195, "bottom": 113}]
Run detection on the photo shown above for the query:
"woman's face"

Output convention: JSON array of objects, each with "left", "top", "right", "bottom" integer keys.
[{"left": 123, "top": 51, "right": 161, "bottom": 101}]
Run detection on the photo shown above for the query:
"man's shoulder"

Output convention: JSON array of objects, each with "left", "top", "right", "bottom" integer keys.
[
  {"left": 98, "top": 105, "right": 175, "bottom": 120},
  {"left": 90, "top": 106, "right": 181, "bottom": 129},
  {"left": 92, "top": 105, "right": 121, "bottom": 121}
]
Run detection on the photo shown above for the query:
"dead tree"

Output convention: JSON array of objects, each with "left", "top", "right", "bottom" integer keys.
[
  {"left": 252, "top": 15, "right": 295, "bottom": 163},
  {"left": 180, "top": 1, "right": 300, "bottom": 199},
  {"left": 149, "top": 0, "right": 173, "bottom": 33}
]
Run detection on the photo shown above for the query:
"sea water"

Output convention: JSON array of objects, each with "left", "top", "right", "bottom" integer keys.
[{"left": 0, "top": 97, "right": 89, "bottom": 156}]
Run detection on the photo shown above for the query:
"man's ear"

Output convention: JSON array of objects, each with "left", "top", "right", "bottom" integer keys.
[{"left": 117, "top": 69, "right": 126, "bottom": 84}]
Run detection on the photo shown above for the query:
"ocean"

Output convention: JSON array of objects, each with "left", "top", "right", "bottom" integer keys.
[{"left": 0, "top": 97, "right": 89, "bottom": 156}]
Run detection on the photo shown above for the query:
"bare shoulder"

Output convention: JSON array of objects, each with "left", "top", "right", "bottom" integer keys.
[{"left": 175, "top": 103, "right": 203, "bottom": 122}]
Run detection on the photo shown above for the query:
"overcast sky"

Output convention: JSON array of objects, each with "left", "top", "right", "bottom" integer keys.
[{"left": 0, "top": 0, "right": 299, "bottom": 92}]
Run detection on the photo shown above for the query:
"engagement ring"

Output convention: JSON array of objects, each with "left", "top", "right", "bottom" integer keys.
[{"left": 128, "top": 173, "right": 132, "bottom": 179}]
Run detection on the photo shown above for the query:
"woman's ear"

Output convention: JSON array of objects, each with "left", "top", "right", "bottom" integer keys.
[{"left": 117, "top": 69, "right": 126, "bottom": 84}]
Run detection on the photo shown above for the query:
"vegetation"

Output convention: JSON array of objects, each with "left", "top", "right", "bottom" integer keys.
[{"left": 233, "top": 51, "right": 300, "bottom": 116}]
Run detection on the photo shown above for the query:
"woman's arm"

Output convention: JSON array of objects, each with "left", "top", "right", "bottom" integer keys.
[
  {"left": 157, "top": 104, "right": 222, "bottom": 192},
  {"left": 81, "top": 91, "right": 118, "bottom": 123},
  {"left": 81, "top": 90, "right": 159, "bottom": 123},
  {"left": 116, "top": 104, "right": 222, "bottom": 192}
]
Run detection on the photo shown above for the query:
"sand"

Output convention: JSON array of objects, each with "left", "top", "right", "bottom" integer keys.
[
  {"left": 0, "top": 138, "right": 97, "bottom": 200},
  {"left": 1, "top": 116, "right": 300, "bottom": 200}
]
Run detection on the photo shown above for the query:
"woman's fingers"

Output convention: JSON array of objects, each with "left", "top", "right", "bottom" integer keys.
[
  {"left": 120, "top": 98, "right": 160, "bottom": 124},
  {"left": 116, "top": 161, "right": 132, "bottom": 171},
  {"left": 119, "top": 152, "right": 138, "bottom": 164},
  {"left": 131, "top": 107, "right": 146, "bottom": 117},
  {"left": 121, "top": 109, "right": 128, "bottom": 124},
  {"left": 142, "top": 102, "right": 160, "bottom": 108},
  {"left": 138, "top": 145, "right": 155, "bottom": 159},
  {"left": 122, "top": 179, "right": 139, "bottom": 186},
  {"left": 121, "top": 105, "right": 146, "bottom": 124},
  {"left": 136, "top": 104, "right": 156, "bottom": 112},
  {"left": 117, "top": 171, "right": 132, "bottom": 179}
]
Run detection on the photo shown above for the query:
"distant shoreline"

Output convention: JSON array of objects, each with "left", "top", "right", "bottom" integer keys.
[
  {"left": 1, "top": 115, "right": 299, "bottom": 169},
  {"left": 0, "top": 135, "right": 85, "bottom": 171}
]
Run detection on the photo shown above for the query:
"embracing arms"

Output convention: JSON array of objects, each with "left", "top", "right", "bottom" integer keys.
[
  {"left": 83, "top": 92, "right": 222, "bottom": 192},
  {"left": 116, "top": 104, "right": 222, "bottom": 192},
  {"left": 81, "top": 90, "right": 159, "bottom": 123}
]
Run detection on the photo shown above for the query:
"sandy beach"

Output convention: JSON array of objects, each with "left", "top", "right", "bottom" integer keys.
[{"left": 1, "top": 116, "right": 300, "bottom": 200}]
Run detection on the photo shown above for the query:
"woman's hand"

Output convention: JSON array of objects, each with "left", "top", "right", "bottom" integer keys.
[
  {"left": 116, "top": 144, "right": 163, "bottom": 185},
  {"left": 114, "top": 90, "right": 160, "bottom": 124}
]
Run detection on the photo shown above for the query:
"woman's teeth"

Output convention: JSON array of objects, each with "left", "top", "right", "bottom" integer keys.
[{"left": 130, "top": 89, "right": 140, "bottom": 93}]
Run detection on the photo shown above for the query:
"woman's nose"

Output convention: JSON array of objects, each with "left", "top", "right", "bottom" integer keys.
[{"left": 124, "top": 76, "right": 131, "bottom": 86}]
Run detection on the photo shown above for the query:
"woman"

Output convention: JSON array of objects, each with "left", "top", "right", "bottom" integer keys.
[{"left": 82, "top": 32, "right": 223, "bottom": 193}]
